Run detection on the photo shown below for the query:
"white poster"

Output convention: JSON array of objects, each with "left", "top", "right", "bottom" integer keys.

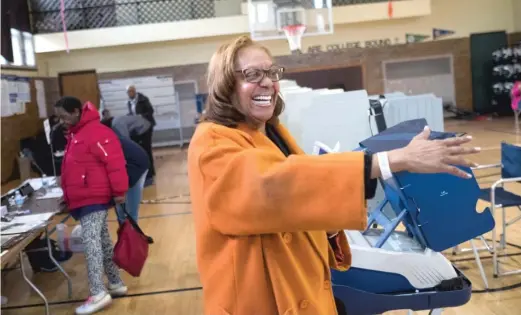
[
  {"left": 1, "top": 78, "right": 11, "bottom": 117},
  {"left": 35, "top": 80, "right": 47, "bottom": 118},
  {"left": 16, "top": 77, "right": 31, "bottom": 102},
  {"left": 6, "top": 76, "right": 20, "bottom": 115},
  {"left": 1, "top": 75, "right": 31, "bottom": 115},
  {"left": 6, "top": 76, "right": 18, "bottom": 107}
]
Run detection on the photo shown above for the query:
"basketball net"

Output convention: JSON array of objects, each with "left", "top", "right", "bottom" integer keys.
[{"left": 283, "top": 24, "right": 306, "bottom": 54}]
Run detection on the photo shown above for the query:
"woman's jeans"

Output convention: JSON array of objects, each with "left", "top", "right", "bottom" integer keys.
[{"left": 116, "top": 170, "right": 148, "bottom": 224}]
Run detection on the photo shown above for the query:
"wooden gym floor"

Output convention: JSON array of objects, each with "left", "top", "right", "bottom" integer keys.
[{"left": 1, "top": 117, "right": 521, "bottom": 315}]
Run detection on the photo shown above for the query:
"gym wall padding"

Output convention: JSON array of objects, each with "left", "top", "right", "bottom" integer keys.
[{"left": 470, "top": 31, "right": 508, "bottom": 114}]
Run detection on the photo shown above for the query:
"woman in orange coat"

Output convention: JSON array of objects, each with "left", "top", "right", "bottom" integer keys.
[{"left": 187, "top": 36, "right": 479, "bottom": 315}]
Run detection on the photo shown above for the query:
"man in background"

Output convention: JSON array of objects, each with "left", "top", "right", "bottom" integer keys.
[{"left": 126, "top": 85, "right": 156, "bottom": 185}]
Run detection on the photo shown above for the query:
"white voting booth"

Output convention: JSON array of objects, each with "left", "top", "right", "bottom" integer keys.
[
  {"left": 278, "top": 80, "right": 445, "bottom": 155},
  {"left": 278, "top": 79, "right": 445, "bottom": 212}
]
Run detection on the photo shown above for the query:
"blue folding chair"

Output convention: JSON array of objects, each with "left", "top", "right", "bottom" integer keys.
[{"left": 476, "top": 142, "right": 521, "bottom": 278}]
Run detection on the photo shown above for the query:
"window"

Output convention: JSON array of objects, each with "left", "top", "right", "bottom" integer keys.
[
  {"left": 23, "top": 32, "right": 35, "bottom": 66},
  {"left": 1, "top": 1, "right": 35, "bottom": 68},
  {"left": 4, "top": 28, "right": 35, "bottom": 67},
  {"left": 11, "top": 29, "right": 23, "bottom": 66}
]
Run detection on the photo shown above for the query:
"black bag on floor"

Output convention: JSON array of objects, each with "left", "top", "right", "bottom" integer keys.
[{"left": 24, "top": 236, "right": 73, "bottom": 273}]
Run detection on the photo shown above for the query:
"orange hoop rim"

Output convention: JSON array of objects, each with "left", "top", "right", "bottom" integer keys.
[{"left": 282, "top": 24, "right": 306, "bottom": 34}]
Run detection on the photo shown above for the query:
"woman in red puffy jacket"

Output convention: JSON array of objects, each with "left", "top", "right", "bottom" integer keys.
[{"left": 55, "top": 96, "right": 129, "bottom": 315}]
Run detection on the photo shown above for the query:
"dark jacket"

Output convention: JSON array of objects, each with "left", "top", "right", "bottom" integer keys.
[
  {"left": 128, "top": 92, "right": 156, "bottom": 126},
  {"left": 101, "top": 117, "right": 114, "bottom": 128},
  {"left": 115, "top": 131, "right": 150, "bottom": 187}
]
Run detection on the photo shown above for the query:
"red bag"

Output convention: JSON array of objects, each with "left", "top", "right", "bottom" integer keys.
[{"left": 112, "top": 204, "right": 152, "bottom": 277}]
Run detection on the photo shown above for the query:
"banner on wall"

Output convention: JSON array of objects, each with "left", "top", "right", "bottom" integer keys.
[
  {"left": 405, "top": 33, "right": 429, "bottom": 44},
  {"left": 16, "top": 77, "right": 31, "bottom": 103},
  {"left": 433, "top": 28, "right": 455, "bottom": 40},
  {"left": 1, "top": 75, "right": 28, "bottom": 117}
]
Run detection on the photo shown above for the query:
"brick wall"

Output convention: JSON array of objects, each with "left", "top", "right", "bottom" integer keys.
[
  {"left": 45, "top": 32, "right": 521, "bottom": 115},
  {"left": 92, "top": 37, "right": 473, "bottom": 111},
  {"left": 277, "top": 37, "right": 473, "bottom": 110},
  {"left": 509, "top": 32, "right": 521, "bottom": 45}
]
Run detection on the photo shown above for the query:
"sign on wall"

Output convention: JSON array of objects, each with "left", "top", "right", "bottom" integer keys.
[
  {"left": 307, "top": 28, "right": 457, "bottom": 54},
  {"left": 433, "top": 28, "right": 455, "bottom": 40},
  {"left": 308, "top": 37, "right": 400, "bottom": 53},
  {"left": 406, "top": 33, "right": 430, "bottom": 44},
  {"left": 1, "top": 75, "right": 31, "bottom": 117}
]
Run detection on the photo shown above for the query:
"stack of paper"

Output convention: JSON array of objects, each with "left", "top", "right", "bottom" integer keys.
[
  {"left": 36, "top": 187, "right": 63, "bottom": 200},
  {"left": 0, "top": 213, "right": 54, "bottom": 235}
]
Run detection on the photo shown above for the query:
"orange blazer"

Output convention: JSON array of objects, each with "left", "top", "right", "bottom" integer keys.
[{"left": 188, "top": 121, "right": 369, "bottom": 315}]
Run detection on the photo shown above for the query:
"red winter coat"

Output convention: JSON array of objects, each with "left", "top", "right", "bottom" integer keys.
[{"left": 61, "top": 102, "right": 129, "bottom": 210}]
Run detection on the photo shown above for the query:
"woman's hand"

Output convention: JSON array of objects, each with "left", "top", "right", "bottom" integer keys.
[{"left": 387, "top": 126, "right": 480, "bottom": 179}]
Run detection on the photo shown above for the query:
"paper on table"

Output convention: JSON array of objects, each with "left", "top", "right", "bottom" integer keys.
[
  {"left": 36, "top": 187, "right": 63, "bottom": 199},
  {"left": 1, "top": 213, "right": 53, "bottom": 235},
  {"left": 1, "top": 234, "right": 20, "bottom": 247},
  {"left": 25, "top": 177, "right": 58, "bottom": 191}
]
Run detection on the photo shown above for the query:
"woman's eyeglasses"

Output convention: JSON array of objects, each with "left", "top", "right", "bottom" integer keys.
[{"left": 236, "top": 66, "right": 285, "bottom": 83}]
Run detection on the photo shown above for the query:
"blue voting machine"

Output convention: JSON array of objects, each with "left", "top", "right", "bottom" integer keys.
[{"left": 316, "top": 119, "right": 495, "bottom": 315}]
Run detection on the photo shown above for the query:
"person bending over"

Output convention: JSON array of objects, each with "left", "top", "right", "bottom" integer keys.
[
  {"left": 187, "top": 35, "right": 480, "bottom": 315},
  {"left": 55, "top": 97, "right": 129, "bottom": 315},
  {"left": 111, "top": 113, "right": 152, "bottom": 142},
  {"left": 126, "top": 85, "right": 156, "bottom": 185},
  {"left": 111, "top": 127, "right": 150, "bottom": 226}
]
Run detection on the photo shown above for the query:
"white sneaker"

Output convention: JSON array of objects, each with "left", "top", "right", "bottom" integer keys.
[
  {"left": 108, "top": 282, "right": 128, "bottom": 297},
  {"left": 75, "top": 292, "right": 112, "bottom": 315}
]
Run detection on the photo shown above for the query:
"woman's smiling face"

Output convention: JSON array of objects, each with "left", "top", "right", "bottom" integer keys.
[{"left": 234, "top": 46, "right": 282, "bottom": 127}]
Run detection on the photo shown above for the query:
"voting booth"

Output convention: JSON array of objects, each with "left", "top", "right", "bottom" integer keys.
[
  {"left": 279, "top": 81, "right": 493, "bottom": 314},
  {"left": 329, "top": 119, "right": 494, "bottom": 315},
  {"left": 279, "top": 81, "right": 447, "bottom": 212}
]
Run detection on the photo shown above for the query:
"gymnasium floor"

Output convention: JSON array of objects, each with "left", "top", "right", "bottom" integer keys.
[{"left": 2, "top": 117, "right": 521, "bottom": 315}]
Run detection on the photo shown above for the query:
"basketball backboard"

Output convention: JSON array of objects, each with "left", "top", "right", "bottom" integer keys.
[{"left": 247, "top": 0, "right": 333, "bottom": 48}]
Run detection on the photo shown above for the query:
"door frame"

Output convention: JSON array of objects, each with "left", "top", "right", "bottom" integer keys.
[{"left": 58, "top": 69, "right": 101, "bottom": 106}]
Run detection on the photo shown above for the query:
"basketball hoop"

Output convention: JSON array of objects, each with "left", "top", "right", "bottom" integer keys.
[{"left": 283, "top": 24, "right": 306, "bottom": 54}]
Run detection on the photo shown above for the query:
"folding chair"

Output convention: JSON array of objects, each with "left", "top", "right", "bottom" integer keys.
[{"left": 477, "top": 142, "right": 521, "bottom": 278}]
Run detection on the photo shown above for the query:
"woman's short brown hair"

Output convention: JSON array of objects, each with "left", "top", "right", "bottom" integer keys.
[{"left": 201, "top": 35, "right": 285, "bottom": 128}]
